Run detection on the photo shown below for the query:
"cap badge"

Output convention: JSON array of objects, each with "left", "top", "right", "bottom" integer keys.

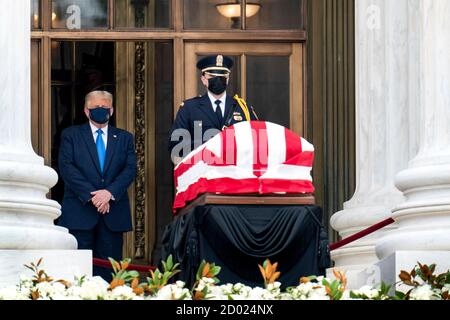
[{"left": 216, "top": 55, "right": 224, "bottom": 67}]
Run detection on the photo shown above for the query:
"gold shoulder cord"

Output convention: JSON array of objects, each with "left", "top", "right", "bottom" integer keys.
[{"left": 233, "top": 95, "right": 251, "bottom": 121}]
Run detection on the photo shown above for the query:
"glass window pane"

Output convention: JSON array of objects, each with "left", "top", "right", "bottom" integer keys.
[
  {"left": 185, "top": 0, "right": 239, "bottom": 30},
  {"left": 247, "top": 0, "right": 304, "bottom": 30},
  {"left": 51, "top": 41, "right": 73, "bottom": 84},
  {"left": 31, "top": 0, "right": 40, "bottom": 29},
  {"left": 246, "top": 56, "right": 290, "bottom": 128},
  {"left": 51, "top": 0, "right": 108, "bottom": 29},
  {"left": 196, "top": 55, "right": 241, "bottom": 96},
  {"left": 115, "top": 0, "right": 170, "bottom": 28}
]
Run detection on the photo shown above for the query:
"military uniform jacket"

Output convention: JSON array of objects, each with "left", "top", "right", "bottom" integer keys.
[{"left": 168, "top": 94, "right": 258, "bottom": 156}]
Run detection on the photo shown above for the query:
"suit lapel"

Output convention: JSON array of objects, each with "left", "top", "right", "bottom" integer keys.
[
  {"left": 103, "top": 126, "right": 118, "bottom": 174},
  {"left": 223, "top": 95, "right": 234, "bottom": 126},
  {"left": 81, "top": 123, "right": 102, "bottom": 175},
  {"left": 198, "top": 95, "right": 221, "bottom": 129}
]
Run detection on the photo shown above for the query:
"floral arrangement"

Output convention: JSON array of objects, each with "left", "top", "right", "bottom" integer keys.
[{"left": 0, "top": 257, "right": 449, "bottom": 300}]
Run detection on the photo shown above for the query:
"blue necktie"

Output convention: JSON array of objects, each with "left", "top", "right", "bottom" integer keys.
[{"left": 96, "top": 129, "right": 106, "bottom": 172}]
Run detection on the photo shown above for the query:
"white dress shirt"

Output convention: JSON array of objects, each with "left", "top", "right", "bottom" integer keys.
[
  {"left": 207, "top": 91, "right": 226, "bottom": 117},
  {"left": 90, "top": 121, "right": 108, "bottom": 149}
]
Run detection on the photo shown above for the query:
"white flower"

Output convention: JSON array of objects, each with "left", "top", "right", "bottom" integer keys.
[
  {"left": 352, "top": 285, "right": 380, "bottom": 299},
  {"left": 207, "top": 285, "right": 229, "bottom": 300},
  {"left": 287, "top": 282, "right": 330, "bottom": 300},
  {"left": 218, "top": 283, "right": 234, "bottom": 296},
  {"left": 19, "top": 275, "right": 34, "bottom": 288},
  {"left": 246, "top": 287, "right": 280, "bottom": 300},
  {"left": 152, "top": 284, "right": 191, "bottom": 300},
  {"left": 233, "top": 283, "right": 245, "bottom": 292},
  {"left": 0, "top": 286, "right": 27, "bottom": 300},
  {"left": 266, "top": 282, "right": 281, "bottom": 291},
  {"left": 69, "top": 276, "right": 109, "bottom": 300},
  {"left": 65, "top": 286, "right": 85, "bottom": 300},
  {"left": 174, "top": 288, "right": 191, "bottom": 300},
  {"left": 108, "top": 285, "right": 136, "bottom": 300},
  {"left": 409, "top": 285, "right": 441, "bottom": 300},
  {"left": 195, "top": 277, "right": 215, "bottom": 293},
  {"left": 35, "top": 282, "right": 67, "bottom": 300},
  {"left": 153, "top": 285, "right": 176, "bottom": 300},
  {"left": 308, "top": 287, "right": 329, "bottom": 300}
]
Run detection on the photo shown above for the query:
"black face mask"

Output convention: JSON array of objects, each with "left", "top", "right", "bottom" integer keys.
[
  {"left": 208, "top": 76, "right": 228, "bottom": 95},
  {"left": 89, "top": 106, "right": 111, "bottom": 124}
]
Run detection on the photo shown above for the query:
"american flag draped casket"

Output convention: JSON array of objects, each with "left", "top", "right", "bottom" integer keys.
[{"left": 173, "top": 121, "right": 315, "bottom": 212}]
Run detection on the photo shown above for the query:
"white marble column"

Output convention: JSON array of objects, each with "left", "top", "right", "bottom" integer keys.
[
  {"left": 329, "top": 0, "right": 420, "bottom": 283},
  {"left": 376, "top": 0, "right": 450, "bottom": 258},
  {"left": 0, "top": 0, "right": 91, "bottom": 286}
]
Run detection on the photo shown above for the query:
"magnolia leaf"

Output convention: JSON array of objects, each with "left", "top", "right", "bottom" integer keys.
[
  {"left": 399, "top": 271, "right": 412, "bottom": 282},
  {"left": 430, "top": 264, "right": 436, "bottom": 275},
  {"left": 325, "top": 286, "right": 332, "bottom": 295},
  {"left": 379, "top": 282, "right": 392, "bottom": 295},
  {"left": 202, "top": 263, "right": 211, "bottom": 278},
  {"left": 110, "top": 278, "right": 125, "bottom": 289},
  {"left": 24, "top": 264, "right": 35, "bottom": 272},
  {"left": 269, "top": 271, "right": 281, "bottom": 284},
  {"left": 258, "top": 264, "right": 266, "bottom": 281},
  {"left": 272, "top": 262, "right": 278, "bottom": 274},
  {"left": 31, "top": 290, "right": 40, "bottom": 300},
  {"left": 211, "top": 266, "right": 221, "bottom": 276},
  {"left": 196, "top": 261, "right": 206, "bottom": 281},
  {"left": 133, "top": 286, "right": 145, "bottom": 295},
  {"left": 131, "top": 278, "right": 139, "bottom": 288},
  {"left": 421, "top": 264, "right": 430, "bottom": 277},
  {"left": 194, "top": 290, "right": 204, "bottom": 300},
  {"left": 349, "top": 291, "right": 360, "bottom": 299},
  {"left": 108, "top": 258, "right": 118, "bottom": 273},
  {"left": 300, "top": 277, "right": 311, "bottom": 284},
  {"left": 167, "top": 255, "right": 174, "bottom": 270},
  {"left": 120, "top": 260, "right": 129, "bottom": 270}
]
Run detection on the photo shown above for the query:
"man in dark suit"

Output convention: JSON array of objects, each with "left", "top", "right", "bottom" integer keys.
[
  {"left": 169, "top": 54, "right": 259, "bottom": 162},
  {"left": 58, "top": 90, "right": 137, "bottom": 281}
]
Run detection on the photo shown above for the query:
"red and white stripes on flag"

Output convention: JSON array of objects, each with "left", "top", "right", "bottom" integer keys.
[{"left": 173, "top": 121, "right": 315, "bottom": 213}]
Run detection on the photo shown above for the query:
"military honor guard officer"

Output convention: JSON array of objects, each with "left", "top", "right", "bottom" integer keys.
[{"left": 169, "top": 54, "right": 259, "bottom": 163}]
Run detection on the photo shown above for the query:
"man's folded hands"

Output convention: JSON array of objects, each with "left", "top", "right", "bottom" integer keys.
[{"left": 91, "top": 189, "right": 113, "bottom": 215}]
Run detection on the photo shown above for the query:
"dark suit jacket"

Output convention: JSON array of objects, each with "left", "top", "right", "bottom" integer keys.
[
  {"left": 168, "top": 94, "right": 258, "bottom": 155},
  {"left": 58, "top": 123, "right": 137, "bottom": 232}
]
